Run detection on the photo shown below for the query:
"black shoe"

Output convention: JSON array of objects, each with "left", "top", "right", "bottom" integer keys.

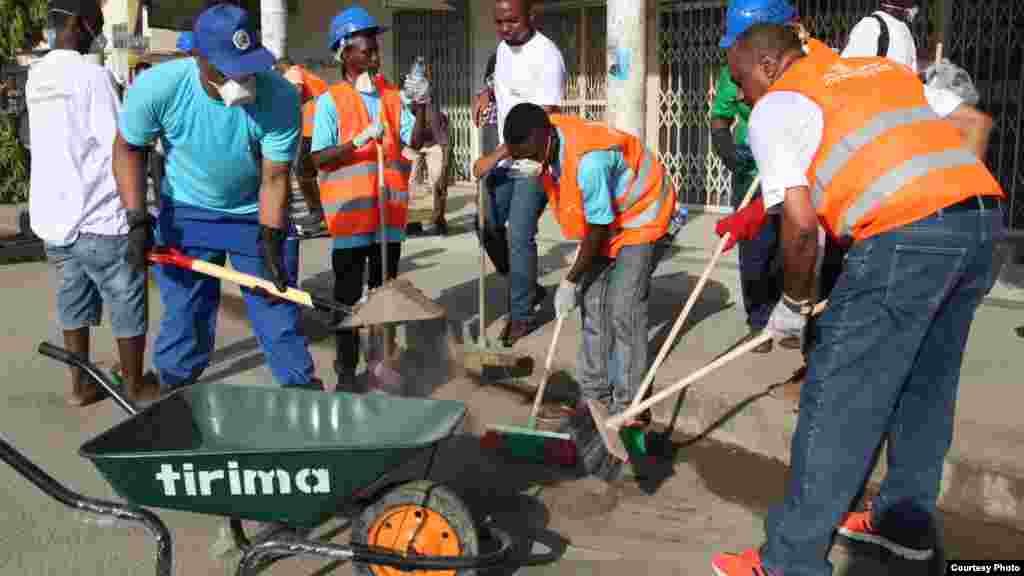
[{"left": 423, "top": 220, "right": 448, "bottom": 236}]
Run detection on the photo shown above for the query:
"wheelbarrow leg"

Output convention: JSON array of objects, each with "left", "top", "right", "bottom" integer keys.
[{"left": 0, "top": 436, "right": 173, "bottom": 576}]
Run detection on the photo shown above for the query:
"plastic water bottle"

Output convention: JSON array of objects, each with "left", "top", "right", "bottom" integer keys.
[{"left": 409, "top": 56, "right": 426, "bottom": 81}]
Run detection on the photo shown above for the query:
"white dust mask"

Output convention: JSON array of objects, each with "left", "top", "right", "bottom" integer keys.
[{"left": 211, "top": 76, "right": 256, "bottom": 107}]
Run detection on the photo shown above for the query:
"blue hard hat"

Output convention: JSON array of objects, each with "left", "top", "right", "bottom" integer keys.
[
  {"left": 719, "top": 0, "right": 798, "bottom": 48},
  {"left": 176, "top": 31, "right": 193, "bottom": 53},
  {"left": 328, "top": 5, "right": 388, "bottom": 51}
]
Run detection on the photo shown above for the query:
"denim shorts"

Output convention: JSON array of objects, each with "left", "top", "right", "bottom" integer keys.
[{"left": 45, "top": 233, "right": 147, "bottom": 338}]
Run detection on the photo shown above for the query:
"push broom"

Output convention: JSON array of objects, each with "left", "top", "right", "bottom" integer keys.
[
  {"left": 590, "top": 299, "right": 829, "bottom": 463},
  {"left": 480, "top": 248, "right": 581, "bottom": 467},
  {"left": 618, "top": 175, "right": 763, "bottom": 457}
]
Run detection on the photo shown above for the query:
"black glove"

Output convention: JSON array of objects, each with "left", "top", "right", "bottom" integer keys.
[
  {"left": 711, "top": 126, "right": 738, "bottom": 173},
  {"left": 125, "top": 209, "right": 154, "bottom": 270},
  {"left": 259, "top": 225, "right": 289, "bottom": 293}
]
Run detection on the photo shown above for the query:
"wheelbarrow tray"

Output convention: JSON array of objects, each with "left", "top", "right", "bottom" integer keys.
[{"left": 79, "top": 382, "right": 467, "bottom": 528}]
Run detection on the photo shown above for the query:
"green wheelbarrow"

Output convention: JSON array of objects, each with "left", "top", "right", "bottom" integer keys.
[{"left": 3, "top": 342, "right": 520, "bottom": 575}]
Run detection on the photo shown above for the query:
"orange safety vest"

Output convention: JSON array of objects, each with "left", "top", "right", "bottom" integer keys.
[
  {"left": 768, "top": 52, "right": 1004, "bottom": 242},
  {"left": 317, "top": 77, "right": 411, "bottom": 239},
  {"left": 543, "top": 115, "right": 677, "bottom": 258}
]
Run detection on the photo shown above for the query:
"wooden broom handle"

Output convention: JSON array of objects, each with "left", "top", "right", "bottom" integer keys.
[
  {"left": 628, "top": 175, "right": 762, "bottom": 412},
  {"left": 609, "top": 299, "right": 828, "bottom": 429}
]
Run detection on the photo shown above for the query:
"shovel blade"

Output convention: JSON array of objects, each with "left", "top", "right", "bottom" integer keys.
[{"left": 587, "top": 399, "right": 630, "bottom": 463}]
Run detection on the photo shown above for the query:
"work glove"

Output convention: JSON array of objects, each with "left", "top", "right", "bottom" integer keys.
[
  {"left": 715, "top": 196, "right": 767, "bottom": 253},
  {"left": 766, "top": 294, "right": 811, "bottom": 345},
  {"left": 353, "top": 121, "right": 385, "bottom": 148},
  {"left": 259, "top": 225, "right": 289, "bottom": 294},
  {"left": 125, "top": 209, "right": 154, "bottom": 271},
  {"left": 554, "top": 279, "right": 580, "bottom": 318},
  {"left": 507, "top": 158, "right": 544, "bottom": 180},
  {"left": 403, "top": 74, "right": 431, "bottom": 104},
  {"left": 711, "top": 126, "right": 738, "bottom": 173},
  {"left": 923, "top": 59, "right": 980, "bottom": 106}
]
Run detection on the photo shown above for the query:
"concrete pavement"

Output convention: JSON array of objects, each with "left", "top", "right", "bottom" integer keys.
[{"left": 1, "top": 187, "right": 1022, "bottom": 574}]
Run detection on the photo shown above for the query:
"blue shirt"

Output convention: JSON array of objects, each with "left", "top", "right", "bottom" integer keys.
[
  {"left": 550, "top": 132, "right": 623, "bottom": 226},
  {"left": 311, "top": 86, "right": 416, "bottom": 249},
  {"left": 119, "top": 58, "right": 300, "bottom": 215}
]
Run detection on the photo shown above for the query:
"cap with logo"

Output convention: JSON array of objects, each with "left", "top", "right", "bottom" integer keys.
[
  {"left": 193, "top": 3, "right": 274, "bottom": 80},
  {"left": 176, "top": 31, "right": 194, "bottom": 53}
]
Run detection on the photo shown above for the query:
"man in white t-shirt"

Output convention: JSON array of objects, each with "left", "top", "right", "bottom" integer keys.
[
  {"left": 27, "top": 0, "right": 158, "bottom": 406},
  {"left": 711, "top": 23, "right": 1004, "bottom": 575},
  {"left": 842, "top": 0, "right": 920, "bottom": 72},
  {"left": 472, "top": 0, "right": 566, "bottom": 347}
]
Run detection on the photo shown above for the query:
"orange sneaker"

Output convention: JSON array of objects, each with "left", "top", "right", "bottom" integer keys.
[
  {"left": 711, "top": 548, "right": 776, "bottom": 576},
  {"left": 837, "top": 510, "right": 934, "bottom": 561}
]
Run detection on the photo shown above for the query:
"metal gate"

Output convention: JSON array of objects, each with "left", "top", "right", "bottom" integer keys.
[
  {"left": 945, "top": 0, "right": 1023, "bottom": 232},
  {"left": 655, "top": 0, "right": 934, "bottom": 210},
  {"left": 656, "top": 1, "right": 730, "bottom": 209},
  {"left": 536, "top": 4, "right": 608, "bottom": 122},
  {"left": 392, "top": 1, "right": 473, "bottom": 182}
]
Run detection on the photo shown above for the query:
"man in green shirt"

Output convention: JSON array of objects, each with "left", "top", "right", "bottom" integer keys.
[{"left": 710, "top": 63, "right": 782, "bottom": 353}]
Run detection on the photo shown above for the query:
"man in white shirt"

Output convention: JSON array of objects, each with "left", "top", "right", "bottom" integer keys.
[
  {"left": 472, "top": 0, "right": 566, "bottom": 347},
  {"left": 841, "top": 0, "right": 920, "bottom": 72},
  {"left": 711, "top": 23, "right": 1003, "bottom": 575},
  {"left": 27, "top": 0, "right": 158, "bottom": 406}
]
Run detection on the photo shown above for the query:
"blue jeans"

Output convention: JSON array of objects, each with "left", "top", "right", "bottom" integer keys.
[
  {"left": 577, "top": 243, "right": 655, "bottom": 416},
  {"left": 45, "top": 233, "right": 147, "bottom": 339},
  {"left": 733, "top": 148, "right": 782, "bottom": 330},
  {"left": 151, "top": 241, "right": 316, "bottom": 390},
  {"left": 761, "top": 202, "right": 1003, "bottom": 576},
  {"left": 484, "top": 167, "right": 548, "bottom": 322}
]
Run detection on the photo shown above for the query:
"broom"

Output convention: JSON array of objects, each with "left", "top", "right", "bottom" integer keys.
[{"left": 480, "top": 249, "right": 582, "bottom": 467}]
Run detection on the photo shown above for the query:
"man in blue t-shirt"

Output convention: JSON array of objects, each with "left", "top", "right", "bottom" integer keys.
[{"left": 112, "top": 4, "right": 318, "bottom": 391}]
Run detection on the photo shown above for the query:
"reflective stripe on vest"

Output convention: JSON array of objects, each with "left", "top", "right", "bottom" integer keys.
[{"left": 838, "top": 148, "right": 978, "bottom": 237}]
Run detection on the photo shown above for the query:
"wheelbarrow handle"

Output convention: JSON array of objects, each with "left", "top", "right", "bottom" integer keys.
[
  {"left": 236, "top": 524, "right": 514, "bottom": 575},
  {"left": 147, "top": 247, "right": 353, "bottom": 316},
  {"left": 0, "top": 435, "right": 173, "bottom": 576},
  {"left": 38, "top": 342, "right": 139, "bottom": 416}
]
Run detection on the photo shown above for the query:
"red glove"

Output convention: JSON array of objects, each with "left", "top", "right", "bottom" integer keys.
[{"left": 715, "top": 196, "right": 767, "bottom": 253}]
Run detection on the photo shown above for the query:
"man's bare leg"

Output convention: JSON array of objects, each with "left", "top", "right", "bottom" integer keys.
[{"left": 64, "top": 327, "right": 100, "bottom": 406}]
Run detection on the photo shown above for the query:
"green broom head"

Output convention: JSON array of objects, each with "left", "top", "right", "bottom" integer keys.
[{"left": 481, "top": 425, "right": 577, "bottom": 467}]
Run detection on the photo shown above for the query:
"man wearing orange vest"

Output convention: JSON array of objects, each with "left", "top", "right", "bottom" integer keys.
[
  {"left": 711, "top": 24, "right": 1004, "bottom": 576},
  {"left": 502, "top": 103, "right": 678, "bottom": 478},
  {"left": 310, "top": 6, "right": 418, "bottom": 392},
  {"left": 282, "top": 59, "right": 329, "bottom": 234}
]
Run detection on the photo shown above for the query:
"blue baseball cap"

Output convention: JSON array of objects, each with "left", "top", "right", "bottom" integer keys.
[{"left": 193, "top": 4, "right": 274, "bottom": 80}]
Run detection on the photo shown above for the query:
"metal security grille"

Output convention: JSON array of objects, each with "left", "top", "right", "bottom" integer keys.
[
  {"left": 945, "top": 0, "right": 1023, "bottom": 231},
  {"left": 536, "top": 4, "right": 609, "bottom": 121},
  {"left": 656, "top": 1, "right": 730, "bottom": 209},
  {"left": 392, "top": 1, "right": 473, "bottom": 182},
  {"left": 655, "top": 0, "right": 935, "bottom": 210}
]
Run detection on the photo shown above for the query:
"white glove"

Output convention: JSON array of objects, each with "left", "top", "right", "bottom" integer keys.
[
  {"left": 353, "top": 121, "right": 384, "bottom": 148},
  {"left": 507, "top": 159, "right": 544, "bottom": 179},
  {"left": 554, "top": 279, "right": 579, "bottom": 318},
  {"left": 924, "top": 59, "right": 980, "bottom": 106},
  {"left": 403, "top": 75, "right": 431, "bottom": 104},
  {"left": 766, "top": 295, "right": 810, "bottom": 344}
]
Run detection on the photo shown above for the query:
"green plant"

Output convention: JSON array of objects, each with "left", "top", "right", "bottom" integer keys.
[
  {"left": 0, "top": 114, "right": 28, "bottom": 204},
  {"left": 0, "top": 0, "right": 48, "bottom": 59}
]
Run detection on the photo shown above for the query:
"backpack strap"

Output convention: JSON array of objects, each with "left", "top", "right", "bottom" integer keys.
[{"left": 871, "top": 13, "right": 890, "bottom": 57}]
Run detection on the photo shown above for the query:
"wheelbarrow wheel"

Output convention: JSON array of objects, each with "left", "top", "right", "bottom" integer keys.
[{"left": 351, "top": 480, "right": 480, "bottom": 576}]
